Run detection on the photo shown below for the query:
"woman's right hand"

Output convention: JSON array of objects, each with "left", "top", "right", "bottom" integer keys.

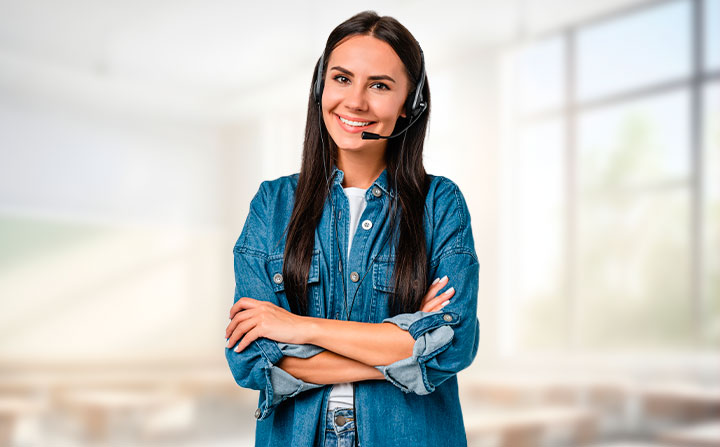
[{"left": 419, "top": 276, "right": 455, "bottom": 312}]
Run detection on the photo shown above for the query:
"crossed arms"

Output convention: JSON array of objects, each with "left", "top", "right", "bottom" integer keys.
[{"left": 225, "top": 276, "right": 456, "bottom": 385}]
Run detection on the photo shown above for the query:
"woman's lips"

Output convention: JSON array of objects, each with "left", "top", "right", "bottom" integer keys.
[{"left": 335, "top": 114, "right": 376, "bottom": 134}]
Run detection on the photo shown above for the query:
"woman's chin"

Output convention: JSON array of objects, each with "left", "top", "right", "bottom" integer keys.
[
  {"left": 332, "top": 136, "right": 385, "bottom": 153},
  {"left": 336, "top": 142, "right": 364, "bottom": 152}
]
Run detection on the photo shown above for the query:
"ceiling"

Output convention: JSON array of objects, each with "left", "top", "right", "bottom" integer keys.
[{"left": 0, "top": 0, "right": 653, "bottom": 120}]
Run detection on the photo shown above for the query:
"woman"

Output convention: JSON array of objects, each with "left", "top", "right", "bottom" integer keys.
[{"left": 225, "top": 11, "right": 479, "bottom": 447}]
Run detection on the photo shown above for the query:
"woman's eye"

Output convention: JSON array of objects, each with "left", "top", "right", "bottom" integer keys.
[
  {"left": 334, "top": 75, "right": 350, "bottom": 84},
  {"left": 371, "top": 82, "right": 390, "bottom": 91}
]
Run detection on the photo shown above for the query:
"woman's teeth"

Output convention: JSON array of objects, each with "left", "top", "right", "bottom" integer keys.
[{"left": 339, "top": 116, "right": 372, "bottom": 127}]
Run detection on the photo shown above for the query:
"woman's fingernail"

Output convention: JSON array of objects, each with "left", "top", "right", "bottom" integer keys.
[
  {"left": 432, "top": 277, "right": 439, "bottom": 285},
  {"left": 227, "top": 341, "right": 232, "bottom": 348},
  {"left": 444, "top": 287, "right": 455, "bottom": 295},
  {"left": 441, "top": 275, "right": 448, "bottom": 282},
  {"left": 441, "top": 300, "right": 450, "bottom": 307}
]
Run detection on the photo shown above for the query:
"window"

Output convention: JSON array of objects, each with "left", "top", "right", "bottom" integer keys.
[
  {"left": 577, "top": 90, "right": 692, "bottom": 348},
  {"left": 503, "top": 0, "right": 718, "bottom": 353},
  {"left": 577, "top": 0, "right": 691, "bottom": 101}
]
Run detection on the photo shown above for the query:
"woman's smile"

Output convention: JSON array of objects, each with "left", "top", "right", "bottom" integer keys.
[{"left": 335, "top": 113, "right": 377, "bottom": 133}]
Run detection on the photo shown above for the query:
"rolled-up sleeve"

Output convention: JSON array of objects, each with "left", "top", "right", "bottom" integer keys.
[
  {"left": 374, "top": 251, "right": 479, "bottom": 395},
  {"left": 374, "top": 178, "right": 480, "bottom": 395},
  {"left": 224, "top": 184, "right": 324, "bottom": 420}
]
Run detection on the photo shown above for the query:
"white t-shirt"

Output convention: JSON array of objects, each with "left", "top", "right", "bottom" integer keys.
[{"left": 327, "top": 186, "right": 367, "bottom": 410}]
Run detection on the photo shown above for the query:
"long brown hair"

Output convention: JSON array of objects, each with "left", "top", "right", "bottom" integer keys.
[{"left": 283, "top": 11, "right": 431, "bottom": 317}]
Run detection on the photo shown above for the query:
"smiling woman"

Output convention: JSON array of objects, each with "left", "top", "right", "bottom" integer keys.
[
  {"left": 321, "top": 34, "right": 410, "bottom": 149},
  {"left": 224, "top": 10, "right": 479, "bottom": 447}
]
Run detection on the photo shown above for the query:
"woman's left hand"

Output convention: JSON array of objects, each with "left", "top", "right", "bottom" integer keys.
[{"left": 225, "top": 298, "right": 307, "bottom": 352}]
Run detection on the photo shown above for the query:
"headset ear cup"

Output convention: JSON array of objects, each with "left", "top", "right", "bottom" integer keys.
[
  {"left": 411, "top": 47, "right": 427, "bottom": 119},
  {"left": 413, "top": 93, "right": 425, "bottom": 119},
  {"left": 405, "top": 90, "right": 425, "bottom": 120}
]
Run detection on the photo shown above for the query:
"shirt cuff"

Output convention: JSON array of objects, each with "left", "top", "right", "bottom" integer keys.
[
  {"left": 253, "top": 339, "right": 324, "bottom": 420},
  {"left": 267, "top": 363, "right": 324, "bottom": 405},
  {"left": 374, "top": 310, "right": 459, "bottom": 395},
  {"left": 276, "top": 342, "right": 326, "bottom": 359}
]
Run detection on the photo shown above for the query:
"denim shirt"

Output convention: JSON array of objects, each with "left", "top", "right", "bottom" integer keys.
[{"left": 225, "top": 167, "right": 480, "bottom": 447}]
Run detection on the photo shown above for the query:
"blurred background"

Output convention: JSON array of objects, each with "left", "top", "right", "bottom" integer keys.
[{"left": 0, "top": 0, "right": 718, "bottom": 446}]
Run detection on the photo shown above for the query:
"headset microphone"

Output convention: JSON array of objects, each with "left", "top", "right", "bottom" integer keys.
[{"left": 360, "top": 101, "right": 427, "bottom": 140}]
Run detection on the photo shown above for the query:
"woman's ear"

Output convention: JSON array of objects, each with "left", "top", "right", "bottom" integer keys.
[{"left": 400, "top": 91, "right": 411, "bottom": 119}]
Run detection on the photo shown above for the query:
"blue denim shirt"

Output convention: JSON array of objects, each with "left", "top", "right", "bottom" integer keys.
[{"left": 225, "top": 167, "right": 480, "bottom": 447}]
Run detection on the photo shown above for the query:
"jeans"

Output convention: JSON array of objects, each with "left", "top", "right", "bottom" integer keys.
[{"left": 324, "top": 408, "right": 355, "bottom": 447}]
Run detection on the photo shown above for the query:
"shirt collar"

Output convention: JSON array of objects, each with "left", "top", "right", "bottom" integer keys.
[
  {"left": 330, "top": 166, "right": 396, "bottom": 199},
  {"left": 330, "top": 166, "right": 344, "bottom": 187}
]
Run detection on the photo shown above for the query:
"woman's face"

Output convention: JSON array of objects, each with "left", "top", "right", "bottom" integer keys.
[{"left": 321, "top": 34, "right": 410, "bottom": 153}]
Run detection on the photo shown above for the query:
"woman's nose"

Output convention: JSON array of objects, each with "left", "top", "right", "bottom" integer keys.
[{"left": 344, "top": 84, "right": 368, "bottom": 111}]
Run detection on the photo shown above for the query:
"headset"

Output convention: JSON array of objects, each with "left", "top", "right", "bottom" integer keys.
[{"left": 311, "top": 41, "right": 427, "bottom": 321}]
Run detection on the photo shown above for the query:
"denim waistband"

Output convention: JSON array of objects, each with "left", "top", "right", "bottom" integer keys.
[{"left": 325, "top": 407, "right": 355, "bottom": 434}]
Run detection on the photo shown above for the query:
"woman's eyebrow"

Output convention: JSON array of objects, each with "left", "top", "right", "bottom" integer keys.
[{"left": 329, "top": 66, "right": 396, "bottom": 83}]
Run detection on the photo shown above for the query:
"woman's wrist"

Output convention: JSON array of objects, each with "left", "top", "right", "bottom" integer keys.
[{"left": 298, "top": 316, "right": 322, "bottom": 345}]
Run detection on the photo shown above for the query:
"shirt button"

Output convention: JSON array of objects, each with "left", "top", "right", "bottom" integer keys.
[
  {"left": 273, "top": 273, "right": 283, "bottom": 284},
  {"left": 372, "top": 186, "right": 382, "bottom": 197},
  {"left": 361, "top": 220, "right": 372, "bottom": 230},
  {"left": 350, "top": 272, "right": 360, "bottom": 282},
  {"left": 443, "top": 314, "right": 453, "bottom": 322},
  {"left": 254, "top": 408, "right": 262, "bottom": 419}
]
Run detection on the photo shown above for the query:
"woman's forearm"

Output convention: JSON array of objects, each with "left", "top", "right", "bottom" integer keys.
[
  {"left": 300, "top": 318, "right": 415, "bottom": 367},
  {"left": 276, "top": 350, "right": 385, "bottom": 384}
]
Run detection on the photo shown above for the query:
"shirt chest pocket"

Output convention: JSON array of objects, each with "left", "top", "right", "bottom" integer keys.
[
  {"left": 372, "top": 256, "right": 396, "bottom": 322},
  {"left": 266, "top": 250, "right": 322, "bottom": 316}
]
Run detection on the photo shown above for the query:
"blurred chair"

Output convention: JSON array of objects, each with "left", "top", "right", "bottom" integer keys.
[
  {"left": 585, "top": 382, "right": 633, "bottom": 438},
  {"left": 0, "top": 391, "right": 47, "bottom": 447},
  {"left": 140, "top": 396, "right": 195, "bottom": 443},
  {"left": 465, "top": 405, "right": 597, "bottom": 447},
  {"left": 656, "top": 421, "right": 720, "bottom": 447},
  {"left": 55, "top": 385, "right": 184, "bottom": 444},
  {"left": 641, "top": 382, "right": 720, "bottom": 429}
]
